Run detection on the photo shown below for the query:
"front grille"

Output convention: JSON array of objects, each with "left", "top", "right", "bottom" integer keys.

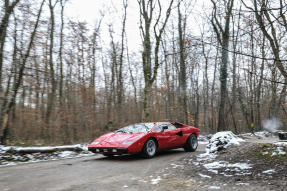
[{"left": 88, "top": 147, "right": 128, "bottom": 154}]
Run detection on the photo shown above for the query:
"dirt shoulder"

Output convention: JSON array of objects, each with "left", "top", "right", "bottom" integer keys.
[{"left": 143, "top": 135, "right": 287, "bottom": 191}]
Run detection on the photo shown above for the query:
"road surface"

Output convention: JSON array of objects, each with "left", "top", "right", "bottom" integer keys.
[{"left": 0, "top": 144, "right": 205, "bottom": 191}]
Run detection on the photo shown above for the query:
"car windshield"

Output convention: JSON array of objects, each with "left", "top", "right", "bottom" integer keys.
[{"left": 115, "top": 123, "right": 154, "bottom": 133}]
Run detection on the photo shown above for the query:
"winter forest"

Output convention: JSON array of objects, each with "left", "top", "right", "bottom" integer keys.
[{"left": 0, "top": 0, "right": 286, "bottom": 145}]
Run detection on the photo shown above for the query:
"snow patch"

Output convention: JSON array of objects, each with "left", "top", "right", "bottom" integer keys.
[
  {"left": 0, "top": 144, "right": 93, "bottom": 167},
  {"left": 240, "top": 131, "right": 272, "bottom": 137},
  {"left": 206, "top": 131, "right": 245, "bottom": 153},
  {"left": 203, "top": 161, "right": 252, "bottom": 174},
  {"left": 197, "top": 153, "right": 217, "bottom": 162},
  {"left": 170, "top": 163, "right": 184, "bottom": 169},
  {"left": 198, "top": 173, "right": 211, "bottom": 179},
  {"left": 271, "top": 146, "right": 286, "bottom": 156},
  {"left": 262, "top": 169, "right": 275, "bottom": 174},
  {"left": 236, "top": 183, "right": 249, "bottom": 186},
  {"left": 198, "top": 135, "right": 209, "bottom": 144},
  {"left": 150, "top": 176, "right": 161, "bottom": 185},
  {"left": 208, "top": 186, "right": 221, "bottom": 190}
]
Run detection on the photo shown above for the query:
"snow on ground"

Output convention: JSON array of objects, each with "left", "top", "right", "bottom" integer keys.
[
  {"left": 262, "top": 169, "right": 275, "bottom": 174},
  {"left": 270, "top": 141, "right": 287, "bottom": 156},
  {"left": 192, "top": 131, "right": 253, "bottom": 179},
  {"left": 206, "top": 131, "right": 245, "bottom": 153},
  {"left": 150, "top": 176, "right": 162, "bottom": 185},
  {"left": 198, "top": 135, "right": 210, "bottom": 144},
  {"left": 198, "top": 173, "right": 211, "bottom": 179},
  {"left": 208, "top": 185, "right": 221, "bottom": 190},
  {"left": 241, "top": 131, "right": 272, "bottom": 137},
  {"left": 0, "top": 144, "right": 93, "bottom": 167},
  {"left": 203, "top": 161, "right": 252, "bottom": 174},
  {"left": 273, "top": 141, "right": 287, "bottom": 147}
]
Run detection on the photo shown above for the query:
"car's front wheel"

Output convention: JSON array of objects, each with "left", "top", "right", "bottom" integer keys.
[
  {"left": 184, "top": 134, "right": 198, "bottom": 152},
  {"left": 142, "top": 139, "right": 157, "bottom": 158}
]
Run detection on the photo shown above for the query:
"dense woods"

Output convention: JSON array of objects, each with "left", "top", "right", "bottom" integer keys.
[{"left": 0, "top": 0, "right": 286, "bottom": 145}]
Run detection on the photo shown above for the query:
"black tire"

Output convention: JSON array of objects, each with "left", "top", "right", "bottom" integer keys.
[
  {"left": 142, "top": 139, "right": 157, "bottom": 158},
  {"left": 184, "top": 134, "right": 198, "bottom": 152},
  {"left": 103, "top": 154, "right": 114, "bottom": 157}
]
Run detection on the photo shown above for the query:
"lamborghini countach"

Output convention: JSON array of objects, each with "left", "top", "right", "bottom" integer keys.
[{"left": 88, "top": 122, "right": 200, "bottom": 158}]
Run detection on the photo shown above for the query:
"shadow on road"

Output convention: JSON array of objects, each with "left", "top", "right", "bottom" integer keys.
[{"left": 83, "top": 149, "right": 186, "bottom": 162}]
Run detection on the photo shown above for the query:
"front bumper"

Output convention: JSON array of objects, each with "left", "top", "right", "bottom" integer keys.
[{"left": 88, "top": 147, "right": 128, "bottom": 155}]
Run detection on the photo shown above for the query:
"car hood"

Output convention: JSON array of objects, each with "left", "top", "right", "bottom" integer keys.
[{"left": 91, "top": 132, "right": 147, "bottom": 147}]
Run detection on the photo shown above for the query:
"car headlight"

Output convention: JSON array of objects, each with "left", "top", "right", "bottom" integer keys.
[
  {"left": 122, "top": 141, "right": 134, "bottom": 145},
  {"left": 91, "top": 141, "right": 100, "bottom": 145}
]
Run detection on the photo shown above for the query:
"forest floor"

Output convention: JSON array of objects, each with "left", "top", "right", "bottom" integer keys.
[{"left": 144, "top": 134, "right": 287, "bottom": 191}]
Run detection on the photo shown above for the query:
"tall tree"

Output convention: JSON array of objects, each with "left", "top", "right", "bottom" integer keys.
[
  {"left": 117, "top": 0, "right": 128, "bottom": 122},
  {"left": 177, "top": 1, "right": 188, "bottom": 124},
  {"left": 46, "top": 0, "right": 58, "bottom": 123},
  {"left": 0, "top": 0, "right": 45, "bottom": 144},
  {"left": 138, "top": 0, "right": 174, "bottom": 120},
  {"left": 211, "top": 0, "right": 234, "bottom": 131},
  {"left": 0, "top": 0, "right": 20, "bottom": 93}
]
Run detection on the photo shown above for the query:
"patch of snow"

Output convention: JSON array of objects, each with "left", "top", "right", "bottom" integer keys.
[
  {"left": 198, "top": 173, "right": 211, "bottom": 179},
  {"left": 192, "top": 161, "right": 200, "bottom": 166},
  {"left": 203, "top": 161, "right": 252, "bottom": 173},
  {"left": 262, "top": 169, "right": 275, "bottom": 174},
  {"left": 240, "top": 131, "right": 272, "bottom": 137},
  {"left": 235, "top": 172, "right": 252, "bottom": 176},
  {"left": 271, "top": 146, "right": 286, "bottom": 156},
  {"left": 197, "top": 153, "right": 217, "bottom": 162},
  {"left": 151, "top": 176, "right": 161, "bottom": 185},
  {"left": 220, "top": 172, "right": 233, "bottom": 177},
  {"left": 254, "top": 131, "right": 271, "bottom": 137},
  {"left": 198, "top": 135, "right": 209, "bottom": 144},
  {"left": 236, "top": 183, "right": 249, "bottom": 186},
  {"left": 170, "top": 163, "right": 184, "bottom": 169},
  {"left": 273, "top": 142, "right": 287, "bottom": 147},
  {"left": 208, "top": 169, "right": 218, "bottom": 174},
  {"left": 12, "top": 144, "right": 85, "bottom": 152},
  {"left": 0, "top": 144, "right": 93, "bottom": 167},
  {"left": 206, "top": 131, "right": 245, "bottom": 153},
  {"left": 58, "top": 151, "right": 75, "bottom": 158},
  {"left": 208, "top": 186, "right": 221, "bottom": 190}
]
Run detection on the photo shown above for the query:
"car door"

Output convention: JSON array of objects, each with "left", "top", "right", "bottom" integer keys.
[
  {"left": 154, "top": 123, "right": 183, "bottom": 149},
  {"left": 164, "top": 124, "right": 185, "bottom": 148}
]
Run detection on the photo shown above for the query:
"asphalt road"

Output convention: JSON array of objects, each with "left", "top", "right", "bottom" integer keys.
[{"left": 0, "top": 144, "right": 205, "bottom": 191}]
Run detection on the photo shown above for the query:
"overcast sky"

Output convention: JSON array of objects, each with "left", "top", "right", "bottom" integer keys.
[
  {"left": 64, "top": 0, "right": 210, "bottom": 51},
  {"left": 65, "top": 0, "right": 143, "bottom": 50}
]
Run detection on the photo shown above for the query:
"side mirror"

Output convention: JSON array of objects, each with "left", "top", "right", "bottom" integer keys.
[{"left": 162, "top": 126, "right": 168, "bottom": 132}]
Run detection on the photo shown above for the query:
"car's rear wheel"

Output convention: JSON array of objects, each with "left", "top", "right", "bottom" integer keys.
[
  {"left": 142, "top": 139, "right": 157, "bottom": 158},
  {"left": 184, "top": 134, "right": 198, "bottom": 152}
]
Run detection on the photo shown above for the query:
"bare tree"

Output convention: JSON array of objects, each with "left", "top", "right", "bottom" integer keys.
[
  {"left": 0, "top": 0, "right": 20, "bottom": 93},
  {"left": 0, "top": 0, "right": 45, "bottom": 144},
  {"left": 138, "top": 0, "right": 174, "bottom": 120},
  {"left": 177, "top": 1, "right": 188, "bottom": 124},
  {"left": 211, "top": 0, "right": 234, "bottom": 131},
  {"left": 46, "top": 0, "right": 59, "bottom": 123}
]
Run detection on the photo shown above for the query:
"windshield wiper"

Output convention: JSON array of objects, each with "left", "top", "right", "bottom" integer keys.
[{"left": 116, "top": 130, "right": 127, "bottom": 133}]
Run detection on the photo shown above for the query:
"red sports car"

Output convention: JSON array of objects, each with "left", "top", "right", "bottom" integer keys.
[{"left": 88, "top": 122, "right": 200, "bottom": 158}]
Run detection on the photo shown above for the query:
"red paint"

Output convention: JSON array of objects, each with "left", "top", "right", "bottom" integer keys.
[{"left": 88, "top": 122, "right": 200, "bottom": 155}]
